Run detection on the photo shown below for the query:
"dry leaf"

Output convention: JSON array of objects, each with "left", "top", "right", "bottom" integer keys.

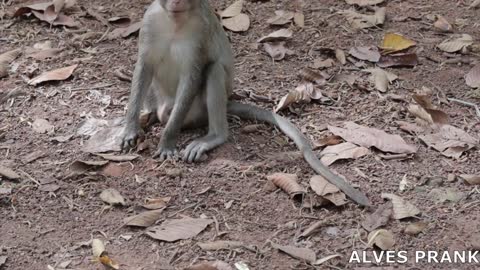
[
  {"left": 313, "top": 58, "right": 335, "bottom": 69},
  {"left": 96, "top": 153, "right": 139, "bottom": 162},
  {"left": 437, "top": 34, "right": 474, "bottom": 53},
  {"left": 0, "top": 49, "right": 22, "bottom": 78},
  {"left": 466, "top": 64, "right": 480, "bottom": 88},
  {"left": 28, "top": 64, "right": 78, "bottom": 86},
  {"left": 299, "top": 68, "right": 328, "bottom": 85},
  {"left": 428, "top": 188, "right": 465, "bottom": 203},
  {"left": 108, "top": 16, "right": 132, "bottom": 27},
  {"left": 267, "top": 173, "right": 306, "bottom": 198},
  {"left": 222, "top": 14, "right": 250, "bottom": 32},
  {"left": 32, "top": 118, "right": 55, "bottom": 134},
  {"left": 91, "top": 238, "right": 105, "bottom": 258},
  {"left": 275, "top": 84, "right": 314, "bottom": 112},
  {"left": 221, "top": 0, "right": 244, "bottom": 18},
  {"left": 470, "top": 0, "right": 480, "bottom": 8},
  {"left": 434, "top": 15, "right": 453, "bottom": 32},
  {"left": 185, "top": 261, "right": 233, "bottom": 270},
  {"left": 108, "top": 21, "right": 143, "bottom": 39},
  {"left": 380, "top": 33, "right": 416, "bottom": 53},
  {"left": 267, "top": 10, "right": 294, "bottom": 25},
  {"left": 272, "top": 243, "right": 316, "bottom": 263},
  {"left": 459, "top": 174, "right": 480, "bottom": 185},
  {"left": 147, "top": 217, "right": 213, "bottom": 242},
  {"left": 362, "top": 202, "right": 392, "bottom": 231},
  {"left": 81, "top": 118, "right": 125, "bottom": 153},
  {"left": 409, "top": 94, "right": 449, "bottom": 126},
  {"left": 124, "top": 209, "right": 164, "bottom": 227},
  {"left": 328, "top": 122, "right": 416, "bottom": 154},
  {"left": 366, "top": 68, "right": 398, "bottom": 92},
  {"left": 315, "top": 135, "right": 343, "bottom": 148},
  {"left": 27, "top": 48, "right": 63, "bottom": 60},
  {"left": 405, "top": 222, "right": 428, "bottom": 236},
  {"left": 367, "top": 229, "right": 395, "bottom": 250},
  {"left": 345, "top": 0, "right": 384, "bottom": 6},
  {"left": 293, "top": 12, "right": 305, "bottom": 27},
  {"left": 419, "top": 125, "right": 478, "bottom": 158},
  {"left": 335, "top": 49, "right": 347, "bottom": 65},
  {"left": 100, "top": 188, "right": 126, "bottom": 206},
  {"left": 0, "top": 165, "right": 21, "bottom": 180},
  {"left": 143, "top": 197, "right": 171, "bottom": 210},
  {"left": 378, "top": 53, "right": 419, "bottom": 68},
  {"left": 197, "top": 241, "right": 245, "bottom": 251},
  {"left": 381, "top": 193, "right": 421, "bottom": 219},
  {"left": 263, "top": 42, "right": 292, "bottom": 61},
  {"left": 310, "top": 175, "right": 348, "bottom": 206},
  {"left": 69, "top": 160, "right": 109, "bottom": 173},
  {"left": 341, "top": 8, "right": 385, "bottom": 29},
  {"left": 257, "top": 29, "right": 293, "bottom": 43},
  {"left": 320, "top": 142, "right": 369, "bottom": 166},
  {"left": 349, "top": 46, "right": 381, "bottom": 62}
]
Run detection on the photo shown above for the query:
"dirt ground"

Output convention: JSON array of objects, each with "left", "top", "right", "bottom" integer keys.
[{"left": 1, "top": 0, "right": 480, "bottom": 269}]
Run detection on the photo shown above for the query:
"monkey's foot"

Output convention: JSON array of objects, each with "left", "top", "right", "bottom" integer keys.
[
  {"left": 120, "top": 127, "right": 144, "bottom": 152},
  {"left": 153, "top": 146, "right": 179, "bottom": 161},
  {"left": 182, "top": 140, "right": 210, "bottom": 163}
]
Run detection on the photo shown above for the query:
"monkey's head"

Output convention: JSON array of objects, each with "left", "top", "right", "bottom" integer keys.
[{"left": 158, "top": 0, "right": 200, "bottom": 14}]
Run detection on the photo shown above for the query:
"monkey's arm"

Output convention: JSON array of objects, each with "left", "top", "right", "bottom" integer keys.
[
  {"left": 227, "top": 101, "right": 371, "bottom": 206},
  {"left": 121, "top": 53, "right": 154, "bottom": 150},
  {"left": 154, "top": 65, "right": 202, "bottom": 160}
]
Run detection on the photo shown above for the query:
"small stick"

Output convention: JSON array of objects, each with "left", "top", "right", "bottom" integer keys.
[{"left": 448, "top": 98, "right": 480, "bottom": 118}]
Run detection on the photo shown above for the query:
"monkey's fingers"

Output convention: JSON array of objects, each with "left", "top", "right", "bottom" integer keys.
[
  {"left": 153, "top": 147, "right": 179, "bottom": 161},
  {"left": 183, "top": 141, "right": 208, "bottom": 163}
]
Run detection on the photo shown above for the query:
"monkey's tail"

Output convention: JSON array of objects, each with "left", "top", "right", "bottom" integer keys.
[{"left": 227, "top": 101, "right": 371, "bottom": 207}]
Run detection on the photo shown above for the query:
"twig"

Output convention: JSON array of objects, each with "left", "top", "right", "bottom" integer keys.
[
  {"left": 448, "top": 98, "right": 480, "bottom": 118},
  {"left": 68, "top": 83, "right": 115, "bottom": 92}
]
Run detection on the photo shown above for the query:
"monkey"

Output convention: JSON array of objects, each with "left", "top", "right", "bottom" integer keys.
[{"left": 120, "top": 0, "right": 370, "bottom": 206}]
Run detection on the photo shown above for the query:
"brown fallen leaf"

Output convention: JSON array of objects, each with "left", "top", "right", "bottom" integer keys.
[
  {"left": 381, "top": 193, "right": 421, "bottom": 219},
  {"left": 377, "top": 53, "right": 418, "bottom": 68},
  {"left": 0, "top": 49, "right": 22, "bottom": 78},
  {"left": 32, "top": 118, "right": 55, "bottom": 134},
  {"left": 437, "top": 34, "right": 473, "bottom": 53},
  {"left": 69, "top": 160, "right": 109, "bottom": 174},
  {"left": 465, "top": 64, "right": 480, "bottom": 88},
  {"left": 124, "top": 209, "right": 164, "bottom": 227},
  {"left": 409, "top": 94, "right": 449, "bottom": 126},
  {"left": 220, "top": 0, "right": 244, "bottom": 18},
  {"left": 257, "top": 29, "right": 293, "bottom": 43},
  {"left": 405, "top": 222, "right": 428, "bottom": 236},
  {"left": 362, "top": 202, "right": 393, "bottom": 231},
  {"left": 346, "top": 0, "right": 385, "bottom": 6},
  {"left": 96, "top": 153, "right": 139, "bottom": 162},
  {"left": 272, "top": 243, "right": 316, "bottom": 263},
  {"left": 108, "top": 16, "right": 132, "bottom": 27},
  {"left": 341, "top": 8, "right": 385, "bottom": 29},
  {"left": 267, "top": 173, "right": 306, "bottom": 198},
  {"left": 108, "top": 21, "right": 143, "bottom": 39},
  {"left": 315, "top": 135, "right": 343, "bottom": 149},
  {"left": 366, "top": 68, "right": 398, "bottom": 92},
  {"left": 367, "top": 229, "right": 395, "bottom": 250},
  {"left": 459, "top": 174, "right": 480, "bottom": 185},
  {"left": 470, "top": 0, "right": 480, "bottom": 9},
  {"left": 146, "top": 217, "right": 213, "bottom": 242},
  {"left": 275, "top": 84, "right": 313, "bottom": 112},
  {"left": 419, "top": 125, "right": 478, "bottom": 158},
  {"left": 263, "top": 41, "right": 293, "bottom": 61},
  {"left": 328, "top": 122, "right": 417, "bottom": 154},
  {"left": 299, "top": 68, "right": 328, "bottom": 85},
  {"left": 312, "top": 58, "right": 335, "bottom": 69},
  {"left": 28, "top": 64, "right": 78, "bottom": 86},
  {"left": 310, "top": 175, "right": 348, "bottom": 206},
  {"left": 222, "top": 14, "right": 250, "bottom": 32},
  {"left": 81, "top": 118, "right": 125, "bottom": 153},
  {"left": 0, "top": 165, "right": 21, "bottom": 180},
  {"left": 142, "top": 197, "right": 172, "bottom": 210},
  {"left": 349, "top": 46, "right": 381, "bottom": 62},
  {"left": 320, "top": 142, "right": 370, "bottom": 166},
  {"left": 185, "top": 261, "right": 233, "bottom": 270},
  {"left": 100, "top": 188, "right": 126, "bottom": 206},
  {"left": 267, "top": 10, "right": 294, "bottom": 25},
  {"left": 434, "top": 15, "right": 453, "bottom": 33}
]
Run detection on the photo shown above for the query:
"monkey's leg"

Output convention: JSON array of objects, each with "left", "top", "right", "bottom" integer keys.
[
  {"left": 183, "top": 63, "right": 228, "bottom": 163},
  {"left": 154, "top": 70, "right": 200, "bottom": 160},
  {"left": 121, "top": 59, "right": 153, "bottom": 150}
]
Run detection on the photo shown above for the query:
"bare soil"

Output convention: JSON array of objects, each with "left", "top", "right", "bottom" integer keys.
[{"left": 1, "top": 0, "right": 479, "bottom": 270}]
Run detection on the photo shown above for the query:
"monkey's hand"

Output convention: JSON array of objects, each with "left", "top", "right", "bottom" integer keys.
[
  {"left": 154, "top": 141, "right": 179, "bottom": 161},
  {"left": 120, "top": 125, "right": 144, "bottom": 152}
]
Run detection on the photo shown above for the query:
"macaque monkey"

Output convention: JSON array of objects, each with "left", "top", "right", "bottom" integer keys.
[{"left": 121, "top": 0, "right": 370, "bottom": 206}]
